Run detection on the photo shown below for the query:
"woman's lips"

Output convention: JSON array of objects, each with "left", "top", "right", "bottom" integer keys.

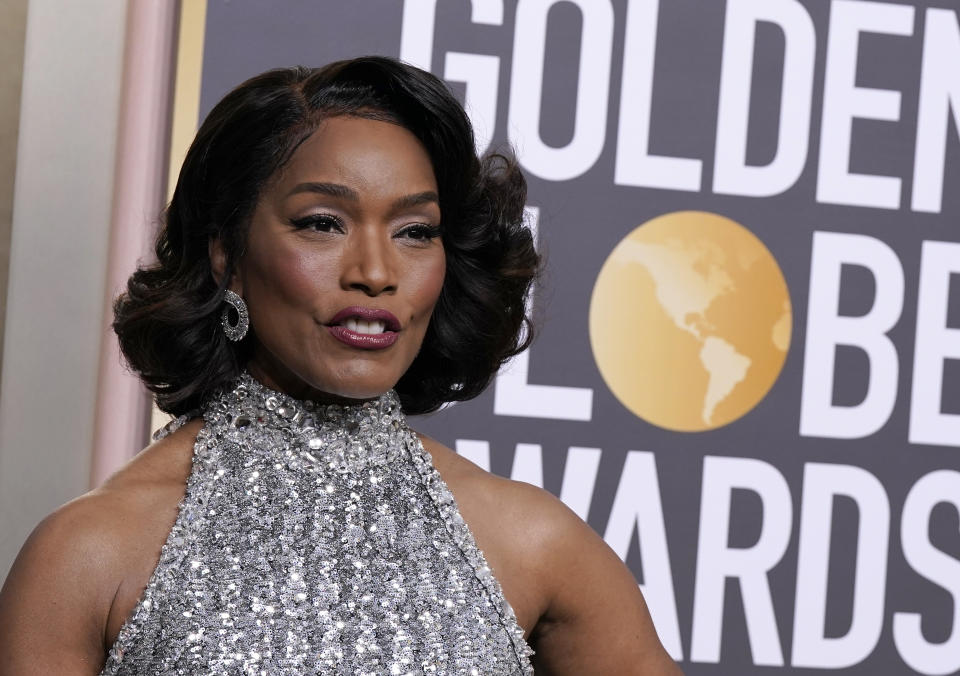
[
  {"left": 326, "top": 306, "right": 401, "bottom": 350},
  {"left": 327, "top": 325, "right": 399, "bottom": 349}
]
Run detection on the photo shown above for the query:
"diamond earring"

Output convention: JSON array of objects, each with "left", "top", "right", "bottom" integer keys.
[{"left": 221, "top": 289, "right": 249, "bottom": 341}]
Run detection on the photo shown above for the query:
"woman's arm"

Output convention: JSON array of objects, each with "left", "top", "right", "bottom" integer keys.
[{"left": 0, "top": 495, "right": 118, "bottom": 675}]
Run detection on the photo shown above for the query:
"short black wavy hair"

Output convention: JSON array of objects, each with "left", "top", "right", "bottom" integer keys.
[{"left": 114, "top": 56, "right": 538, "bottom": 416}]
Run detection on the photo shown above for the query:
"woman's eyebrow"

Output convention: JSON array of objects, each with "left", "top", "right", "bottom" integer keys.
[
  {"left": 288, "top": 182, "right": 359, "bottom": 200},
  {"left": 392, "top": 191, "right": 439, "bottom": 210},
  {"left": 287, "top": 183, "right": 438, "bottom": 210}
]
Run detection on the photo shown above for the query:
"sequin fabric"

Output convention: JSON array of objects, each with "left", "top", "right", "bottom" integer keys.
[{"left": 101, "top": 374, "right": 534, "bottom": 675}]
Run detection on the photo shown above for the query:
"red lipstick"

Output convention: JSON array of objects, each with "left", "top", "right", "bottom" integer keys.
[{"left": 326, "top": 306, "right": 401, "bottom": 350}]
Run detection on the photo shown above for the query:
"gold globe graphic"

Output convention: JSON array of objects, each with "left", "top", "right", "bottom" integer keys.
[{"left": 589, "top": 211, "right": 791, "bottom": 432}]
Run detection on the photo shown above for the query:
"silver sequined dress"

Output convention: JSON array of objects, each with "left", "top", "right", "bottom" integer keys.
[{"left": 100, "top": 374, "right": 534, "bottom": 675}]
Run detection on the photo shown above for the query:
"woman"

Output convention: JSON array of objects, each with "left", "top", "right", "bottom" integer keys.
[{"left": 0, "top": 57, "right": 681, "bottom": 675}]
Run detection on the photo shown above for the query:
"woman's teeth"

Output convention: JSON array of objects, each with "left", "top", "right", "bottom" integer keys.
[{"left": 344, "top": 318, "right": 387, "bottom": 334}]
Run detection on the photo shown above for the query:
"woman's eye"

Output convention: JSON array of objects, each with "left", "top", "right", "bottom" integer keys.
[
  {"left": 290, "top": 214, "right": 344, "bottom": 233},
  {"left": 398, "top": 224, "right": 442, "bottom": 241}
]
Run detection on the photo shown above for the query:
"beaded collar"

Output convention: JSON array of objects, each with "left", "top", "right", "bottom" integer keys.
[
  {"left": 157, "top": 372, "right": 408, "bottom": 472},
  {"left": 215, "top": 372, "right": 407, "bottom": 472}
]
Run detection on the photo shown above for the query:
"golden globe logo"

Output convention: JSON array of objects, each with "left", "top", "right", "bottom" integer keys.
[{"left": 589, "top": 211, "right": 792, "bottom": 431}]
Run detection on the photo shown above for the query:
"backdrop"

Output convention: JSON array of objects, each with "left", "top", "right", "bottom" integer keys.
[{"left": 187, "top": 1, "right": 960, "bottom": 673}]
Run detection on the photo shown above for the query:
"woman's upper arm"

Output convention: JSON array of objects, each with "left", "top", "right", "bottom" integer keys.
[
  {"left": 527, "top": 492, "right": 683, "bottom": 676},
  {"left": 0, "top": 497, "right": 118, "bottom": 675}
]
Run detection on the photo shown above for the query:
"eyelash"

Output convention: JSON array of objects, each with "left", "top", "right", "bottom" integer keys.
[
  {"left": 290, "top": 214, "right": 442, "bottom": 241},
  {"left": 399, "top": 223, "right": 443, "bottom": 241},
  {"left": 290, "top": 214, "right": 344, "bottom": 233}
]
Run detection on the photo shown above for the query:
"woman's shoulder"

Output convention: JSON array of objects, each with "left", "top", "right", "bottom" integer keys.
[
  {"left": 9, "top": 416, "right": 201, "bottom": 581},
  {"left": 415, "top": 432, "right": 598, "bottom": 632},
  {"left": 417, "top": 432, "right": 584, "bottom": 544},
  {"left": 0, "top": 418, "right": 203, "bottom": 665},
  {"left": 8, "top": 416, "right": 201, "bottom": 572},
  {"left": 417, "top": 432, "right": 683, "bottom": 673},
  {"left": 56, "top": 416, "right": 202, "bottom": 550}
]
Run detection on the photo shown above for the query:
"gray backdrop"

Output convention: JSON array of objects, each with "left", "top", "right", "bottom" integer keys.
[{"left": 197, "top": 1, "right": 960, "bottom": 673}]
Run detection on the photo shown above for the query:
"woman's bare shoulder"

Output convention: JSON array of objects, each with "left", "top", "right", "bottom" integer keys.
[
  {"left": 0, "top": 418, "right": 203, "bottom": 671},
  {"left": 416, "top": 432, "right": 682, "bottom": 674},
  {"left": 417, "top": 431, "right": 588, "bottom": 544},
  {"left": 51, "top": 417, "right": 202, "bottom": 548},
  {"left": 415, "top": 432, "right": 595, "bottom": 632},
  {"left": 7, "top": 416, "right": 201, "bottom": 583}
]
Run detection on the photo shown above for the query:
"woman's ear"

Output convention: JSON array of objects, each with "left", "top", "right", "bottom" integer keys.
[{"left": 208, "top": 237, "right": 243, "bottom": 294}]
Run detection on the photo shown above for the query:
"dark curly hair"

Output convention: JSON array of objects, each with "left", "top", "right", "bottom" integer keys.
[{"left": 113, "top": 56, "right": 538, "bottom": 416}]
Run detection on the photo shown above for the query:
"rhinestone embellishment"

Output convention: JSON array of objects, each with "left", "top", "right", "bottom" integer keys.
[{"left": 101, "top": 373, "right": 534, "bottom": 674}]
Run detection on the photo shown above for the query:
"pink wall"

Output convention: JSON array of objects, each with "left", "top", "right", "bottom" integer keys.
[{"left": 89, "top": 0, "right": 178, "bottom": 487}]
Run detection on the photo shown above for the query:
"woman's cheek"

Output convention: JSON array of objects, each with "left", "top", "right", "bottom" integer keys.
[{"left": 270, "top": 248, "right": 337, "bottom": 307}]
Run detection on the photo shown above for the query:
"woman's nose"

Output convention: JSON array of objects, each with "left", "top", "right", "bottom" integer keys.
[{"left": 341, "top": 228, "right": 397, "bottom": 296}]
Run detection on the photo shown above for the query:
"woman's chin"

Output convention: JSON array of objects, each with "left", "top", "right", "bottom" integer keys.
[
  {"left": 246, "top": 355, "right": 404, "bottom": 404},
  {"left": 322, "top": 365, "right": 409, "bottom": 401},
  {"left": 323, "top": 386, "right": 394, "bottom": 404},
  {"left": 299, "top": 375, "right": 401, "bottom": 405}
]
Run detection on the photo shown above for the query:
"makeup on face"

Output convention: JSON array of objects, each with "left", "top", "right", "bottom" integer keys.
[
  {"left": 326, "top": 306, "right": 401, "bottom": 350},
  {"left": 235, "top": 116, "right": 446, "bottom": 402}
]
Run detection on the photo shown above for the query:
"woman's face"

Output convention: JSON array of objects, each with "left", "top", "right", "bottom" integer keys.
[{"left": 225, "top": 115, "right": 446, "bottom": 402}]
